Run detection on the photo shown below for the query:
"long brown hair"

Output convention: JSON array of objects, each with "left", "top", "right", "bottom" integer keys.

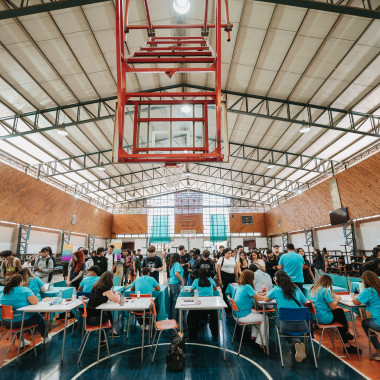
[
  {"left": 73, "top": 250, "right": 85, "bottom": 273},
  {"left": 238, "top": 269, "right": 254, "bottom": 286},
  {"left": 362, "top": 270, "right": 380, "bottom": 297},
  {"left": 93, "top": 271, "right": 113, "bottom": 292},
  {"left": 310, "top": 274, "right": 333, "bottom": 297},
  {"left": 18, "top": 267, "right": 35, "bottom": 287},
  {"left": 169, "top": 253, "right": 181, "bottom": 269},
  {"left": 3, "top": 274, "right": 23, "bottom": 295}
]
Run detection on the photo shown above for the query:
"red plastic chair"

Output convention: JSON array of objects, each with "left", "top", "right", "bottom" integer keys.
[
  {"left": 0, "top": 305, "right": 38, "bottom": 367},
  {"left": 227, "top": 296, "right": 264, "bottom": 355},
  {"left": 307, "top": 299, "right": 350, "bottom": 359},
  {"left": 126, "top": 293, "right": 154, "bottom": 340},
  {"left": 150, "top": 299, "right": 178, "bottom": 362},
  {"left": 77, "top": 302, "right": 112, "bottom": 363}
]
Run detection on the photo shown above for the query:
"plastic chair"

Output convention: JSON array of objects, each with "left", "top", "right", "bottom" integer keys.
[
  {"left": 150, "top": 299, "right": 178, "bottom": 362},
  {"left": 275, "top": 307, "right": 318, "bottom": 368},
  {"left": 227, "top": 296, "right": 264, "bottom": 356},
  {"left": 307, "top": 300, "right": 350, "bottom": 359},
  {"left": 368, "top": 328, "right": 380, "bottom": 360},
  {"left": 126, "top": 294, "right": 154, "bottom": 340},
  {"left": 77, "top": 301, "right": 111, "bottom": 363},
  {"left": 0, "top": 305, "right": 38, "bottom": 367}
]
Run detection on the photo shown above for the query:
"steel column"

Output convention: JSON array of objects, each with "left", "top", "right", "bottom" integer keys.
[
  {"left": 304, "top": 228, "right": 314, "bottom": 262},
  {"left": 342, "top": 221, "right": 357, "bottom": 256},
  {"left": 61, "top": 231, "right": 71, "bottom": 253},
  {"left": 281, "top": 233, "right": 289, "bottom": 253},
  {"left": 16, "top": 224, "right": 31, "bottom": 258},
  {"left": 88, "top": 235, "right": 96, "bottom": 252},
  {"left": 266, "top": 236, "right": 273, "bottom": 250}
]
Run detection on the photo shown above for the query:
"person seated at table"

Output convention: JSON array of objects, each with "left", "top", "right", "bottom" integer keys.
[
  {"left": 168, "top": 253, "right": 184, "bottom": 321},
  {"left": 337, "top": 256, "right": 347, "bottom": 276},
  {"left": 353, "top": 270, "right": 380, "bottom": 360},
  {"left": 308, "top": 274, "right": 356, "bottom": 353},
  {"left": 67, "top": 250, "right": 85, "bottom": 289},
  {"left": 187, "top": 268, "right": 218, "bottom": 339},
  {"left": 130, "top": 267, "right": 161, "bottom": 295},
  {"left": 78, "top": 265, "right": 100, "bottom": 293},
  {"left": 87, "top": 271, "right": 120, "bottom": 339},
  {"left": 18, "top": 267, "right": 46, "bottom": 301},
  {"left": 249, "top": 264, "right": 273, "bottom": 292},
  {"left": 233, "top": 270, "right": 267, "bottom": 348},
  {"left": 0, "top": 274, "right": 52, "bottom": 346},
  {"left": 263, "top": 270, "right": 308, "bottom": 362}
]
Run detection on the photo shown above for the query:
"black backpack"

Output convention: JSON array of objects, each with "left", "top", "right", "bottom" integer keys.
[{"left": 166, "top": 332, "right": 185, "bottom": 372}]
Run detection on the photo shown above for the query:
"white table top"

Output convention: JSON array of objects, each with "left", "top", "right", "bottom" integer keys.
[
  {"left": 96, "top": 298, "right": 154, "bottom": 311},
  {"left": 18, "top": 299, "right": 84, "bottom": 313},
  {"left": 175, "top": 296, "right": 227, "bottom": 310},
  {"left": 257, "top": 299, "right": 276, "bottom": 305},
  {"left": 338, "top": 295, "right": 366, "bottom": 308}
]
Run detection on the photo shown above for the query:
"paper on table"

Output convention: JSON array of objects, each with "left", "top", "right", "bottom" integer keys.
[
  {"left": 340, "top": 295, "right": 353, "bottom": 302},
  {"left": 180, "top": 299, "right": 195, "bottom": 306}
]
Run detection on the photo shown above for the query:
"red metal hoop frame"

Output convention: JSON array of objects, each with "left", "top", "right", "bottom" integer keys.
[{"left": 115, "top": 0, "right": 232, "bottom": 164}]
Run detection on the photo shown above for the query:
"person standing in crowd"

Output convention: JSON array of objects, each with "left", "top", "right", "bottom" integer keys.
[
  {"left": 92, "top": 247, "right": 108, "bottom": 275},
  {"left": 136, "top": 249, "right": 143, "bottom": 276},
  {"left": 132, "top": 250, "right": 141, "bottom": 279},
  {"left": 0, "top": 250, "right": 22, "bottom": 282},
  {"left": 217, "top": 247, "right": 236, "bottom": 314},
  {"left": 83, "top": 249, "right": 94, "bottom": 278},
  {"left": 298, "top": 248, "right": 314, "bottom": 284},
  {"left": 19, "top": 267, "right": 46, "bottom": 301},
  {"left": 105, "top": 245, "right": 117, "bottom": 274},
  {"left": 235, "top": 251, "right": 250, "bottom": 279},
  {"left": 278, "top": 243, "right": 304, "bottom": 290},
  {"left": 39, "top": 247, "right": 56, "bottom": 283},
  {"left": 353, "top": 271, "right": 380, "bottom": 360},
  {"left": 67, "top": 250, "right": 85, "bottom": 289},
  {"left": 142, "top": 246, "right": 163, "bottom": 283},
  {"left": 192, "top": 250, "right": 216, "bottom": 279},
  {"left": 312, "top": 249, "right": 324, "bottom": 281},
  {"left": 168, "top": 253, "right": 184, "bottom": 321},
  {"left": 130, "top": 251, "right": 137, "bottom": 284},
  {"left": 249, "top": 263, "right": 273, "bottom": 292},
  {"left": 188, "top": 249, "right": 200, "bottom": 285},
  {"left": 33, "top": 249, "right": 54, "bottom": 284},
  {"left": 322, "top": 247, "right": 330, "bottom": 272},
  {"left": 273, "top": 245, "right": 281, "bottom": 257},
  {"left": 251, "top": 251, "right": 266, "bottom": 272},
  {"left": 179, "top": 245, "right": 191, "bottom": 285},
  {"left": 122, "top": 250, "right": 133, "bottom": 286},
  {"left": 78, "top": 265, "right": 100, "bottom": 293},
  {"left": 165, "top": 249, "right": 173, "bottom": 280},
  {"left": 214, "top": 245, "right": 225, "bottom": 262},
  {"left": 308, "top": 275, "right": 356, "bottom": 353},
  {"left": 265, "top": 249, "right": 279, "bottom": 280}
]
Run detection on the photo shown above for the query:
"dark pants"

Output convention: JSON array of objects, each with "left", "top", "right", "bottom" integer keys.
[
  {"left": 183, "top": 273, "right": 189, "bottom": 286},
  {"left": 187, "top": 310, "right": 218, "bottom": 339},
  {"left": 331, "top": 308, "right": 350, "bottom": 343},
  {"left": 122, "top": 267, "right": 130, "bottom": 285},
  {"left": 275, "top": 318, "right": 308, "bottom": 342},
  {"left": 4, "top": 313, "right": 47, "bottom": 337},
  {"left": 71, "top": 279, "right": 81, "bottom": 290},
  {"left": 87, "top": 312, "right": 113, "bottom": 327},
  {"left": 221, "top": 271, "right": 235, "bottom": 314},
  {"left": 169, "top": 283, "right": 181, "bottom": 321},
  {"left": 294, "top": 283, "right": 303, "bottom": 290},
  {"left": 362, "top": 318, "right": 380, "bottom": 349}
]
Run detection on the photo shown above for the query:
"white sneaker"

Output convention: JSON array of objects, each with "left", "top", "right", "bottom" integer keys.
[
  {"left": 21, "top": 339, "right": 30, "bottom": 348},
  {"left": 44, "top": 335, "right": 52, "bottom": 344},
  {"left": 145, "top": 325, "right": 150, "bottom": 331}
]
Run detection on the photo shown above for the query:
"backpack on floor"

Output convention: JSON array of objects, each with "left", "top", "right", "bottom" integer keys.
[{"left": 166, "top": 332, "right": 185, "bottom": 372}]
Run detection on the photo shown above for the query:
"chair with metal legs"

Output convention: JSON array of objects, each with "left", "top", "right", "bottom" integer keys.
[
  {"left": 368, "top": 328, "right": 380, "bottom": 360},
  {"left": 0, "top": 305, "right": 37, "bottom": 367},
  {"left": 150, "top": 299, "right": 178, "bottom": 363},
  {"left": 227, "top": 296, "right": 265, "bottom": 356},
  {"left": 77, "top": 302, "right": 111, "bottom": 363}
]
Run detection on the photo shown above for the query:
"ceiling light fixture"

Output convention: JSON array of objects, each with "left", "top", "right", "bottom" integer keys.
[
  {"left": 173, "top": 0, "right": 190, "bottom": 15},
  {"left": 185, "top": 172, "right": 191, "bottom": 177},
  {"left": 181, "top": 104, "right": 191, "bottom": 113},
  {"left": 267, "top": 163, "right": 274, "bottom": 169},
  {"left": 57, "top": 128, "right": 68, "bottom": 136},
  {"left": 300, "top": 125, "right": 311, "bottom": 134},
  {"left": 249, "top": 184, "right": 255, "bottom": 188}
]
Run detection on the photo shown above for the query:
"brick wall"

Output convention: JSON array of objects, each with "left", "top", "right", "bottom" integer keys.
[{"left": 230, "top": 213, "right": 266, "bottom": 235}]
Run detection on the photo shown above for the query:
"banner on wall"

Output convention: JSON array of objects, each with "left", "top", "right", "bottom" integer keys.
[
  {"left": 111, "top": 242, "right": 122, "bottom": 260},
  {"left": 61, "top": 244, "right": 74, "bottom": 262}
]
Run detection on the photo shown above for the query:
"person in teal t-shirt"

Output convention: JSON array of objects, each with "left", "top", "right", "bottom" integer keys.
[
  {"left": 308, "top": 275, "right": 356, "bottom": 354},
  {"left": 131, "top": 267, "right": 160, "bottom": 295},
  {"left": 231, "top": 270, "right": 267, "bottom": 348},
  {"left": 0, "top": 274, "right": 52, "bottom": 346},
  {"left": 278, "top": 244, "right": 304, "bottom": 288},
  {"left": 168, "top": 253, "right": 184, "bottom": 321},
  {"left": 353, "top": 271, "right": 380, "bottom": 359},
  {"left": 19, "top": 267, "right": 47, "bottom": 301},
  {"left": 79, "top": 265, "right": 101, "bottom": 293}
]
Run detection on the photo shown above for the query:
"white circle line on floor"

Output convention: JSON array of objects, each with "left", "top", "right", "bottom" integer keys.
[{"left": 72, "top": 342, "right": 273, "bottom": 380}]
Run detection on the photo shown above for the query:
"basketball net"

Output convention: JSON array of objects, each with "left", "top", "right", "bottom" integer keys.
[{"left": 162, "top": 164, "right": 185, "bottom": 189}]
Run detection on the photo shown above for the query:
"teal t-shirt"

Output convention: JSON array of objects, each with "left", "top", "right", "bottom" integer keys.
[
  {"left": 191, "top": 278, "right": 215, "bottom": 297},
  {"left": 29, "top": 277, "right": 45, "bottom": 301},
  {"left": 169, "top": 262, "right": 183, "bottom": 285},
  {"left": 267, "top": 285, "right": 306, "bottom": 309},
  {"left": 308, "top": 288, "right": 334, "bottom": 324},
  {"left": 131, "top": 275, "right": 159, "bottom": 295},
  {"left": 233, "top": 284, "right": 256, "bottom": 318},
  {"left": 357, "top": 287, "right": 380, "bottom": 325},
  {"left": 79, "top": 276, "right": 100, "bottom": 293},
  {"left": 279, "top": 252, "right": 304, "bottom": 283},
  {"left": 0, "top": 286, "right": 34, "bottom": 322}
]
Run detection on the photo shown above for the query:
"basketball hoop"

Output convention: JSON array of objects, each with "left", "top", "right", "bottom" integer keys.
[{"left": 162, "top": 164, "right": 185, "bottom": 189}]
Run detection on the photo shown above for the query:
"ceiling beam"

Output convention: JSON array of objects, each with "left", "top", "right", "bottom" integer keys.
[
  {"left": 1, "top": 84, "right": 379, "bottom": 140},
  {"left": 0, "top": 0, "right": 110, "bottom": 20},
  {"left": 254, "top": 0, "right": 380, "bottom": 20}
]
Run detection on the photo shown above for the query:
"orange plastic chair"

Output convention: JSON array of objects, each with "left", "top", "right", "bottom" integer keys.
[
  {"left": 307, "top": 299, "right": 350, "bottom": 359},
  {"left": 126, "top": 293, "right": 154, "bottom": 340},
  {"left": 150, "top": 299, "right": 178, "bottom": 362},
  {"left": 1, "top": 305, "right": 38, "bottom": 367},
  {"left": 77, "top": 302, "right": 112, "bottom": 363},
  {"left": 228, "top": 296, "right": 264, "bottom": 355}
]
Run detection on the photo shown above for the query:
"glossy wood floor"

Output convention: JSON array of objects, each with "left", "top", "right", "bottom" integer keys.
[{"left": 0, "top": 312, "right": 372, "bottom": 380}]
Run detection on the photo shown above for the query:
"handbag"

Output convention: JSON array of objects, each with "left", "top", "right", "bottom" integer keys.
[{"left": 166, "top": 332, "right": 185, "bottom": 372}]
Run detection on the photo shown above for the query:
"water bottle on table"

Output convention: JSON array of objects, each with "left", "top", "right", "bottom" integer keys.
[
  {"left": 120, "top": 290, "right": 125, "bottom": 306},
  {"left": 137, "top": 291, "right": 140, "bottom": 299},
  {"left": 72, "top": 288, "right": 77, "bottom": 300},
  {"left": 56, "top": 290, "right": 63, "bottom": 304},
  {"left": 194, "top": 289, "right": 201, "bottom": 305}
]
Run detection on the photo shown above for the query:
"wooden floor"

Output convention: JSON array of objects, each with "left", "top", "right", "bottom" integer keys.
[{"left": 0, "top": 311, "right": 376, "bottom": 380}]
